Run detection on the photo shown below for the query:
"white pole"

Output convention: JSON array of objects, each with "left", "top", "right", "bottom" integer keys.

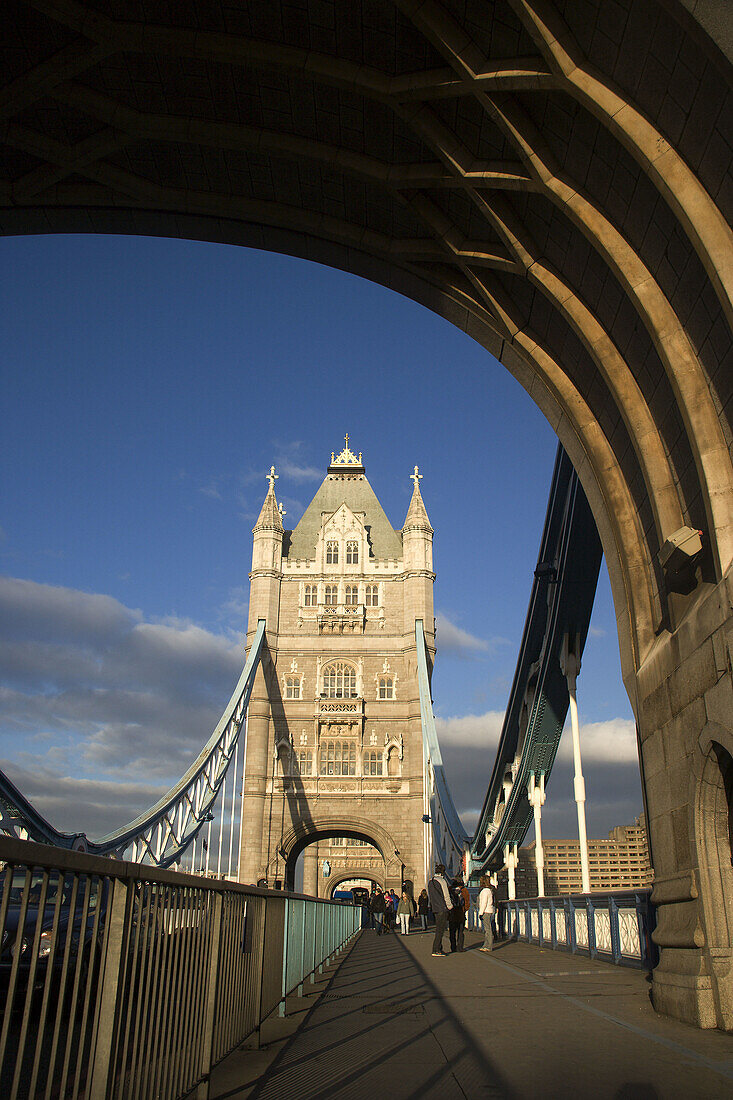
[
  {"left": 227, "top": 740, "right": 239, "bottom": 878},
  {"left": 504, "top": 842, "right": 517, "bottom": 901},
  {"left": 528, "top": 772, "right": 545, "bottom": 897},
  {"left": 568, "top": 670, "right": 591, "bottom": 893},
  {"left": 561, "top": 637, "right": 591, "bottom": 894},
  {"left": 217, "top": 776, "right": 227, "bottom": 878}
]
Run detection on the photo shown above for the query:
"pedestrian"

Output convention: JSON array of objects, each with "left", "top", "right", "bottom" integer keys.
[
  {"left": 448, "top": 877, "right": 469, "bottom": 952},
  {"left": 427, "top": 863, "right": 454, "bottom": 956},
  {"left": 397, "top": 890, "right": 415, "bottom": 934},
  {"left": 371, "top": 887, "right": 387, "bottom": 935},
  {"left": 417, "top": 888, "right": 430, "bottom": 931},
  {"left": 478, "top": 874, "right": 495, "bottom": 952}
]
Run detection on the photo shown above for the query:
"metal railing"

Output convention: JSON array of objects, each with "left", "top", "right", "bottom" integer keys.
[
  {"left": 0, "top": 836, "right": 360, "bottom": 1100},
  {"left": 497, "top": 890, "right": 657, "bottom": 970}
]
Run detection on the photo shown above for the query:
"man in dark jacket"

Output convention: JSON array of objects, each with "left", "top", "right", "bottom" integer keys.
[
  {"left": 427, "top": 864, "right": 454, "bottom": 956},
  {"left": 370, "top": 888, "right": 387, "bottom": 934}
]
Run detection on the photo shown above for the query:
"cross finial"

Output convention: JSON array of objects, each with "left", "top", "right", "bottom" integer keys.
[
  {"left": 278, "top": 502, "right": 286, "bottom": 518},
  {"left": 344, "top": 432, "right": 349, "bottom": 449},
  {"left": 411, "top": 465, "right": 423, "bottom": 489},
  {"left": 267, "top": 465, "right": 279, "bottom": 492}
]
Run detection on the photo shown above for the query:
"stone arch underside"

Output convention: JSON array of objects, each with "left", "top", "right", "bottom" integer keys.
[
  {"left": 327, "top": 869, "right": 385, "bottom": 896},
  {"left": 280, "top": 817, "right": 402, "bottom": 892},
  {"left": 3, "top": 0, "right": 733, "bottom": 1029}
]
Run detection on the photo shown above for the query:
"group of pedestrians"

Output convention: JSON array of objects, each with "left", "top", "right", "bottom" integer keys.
[
  {"left": 427, "top": 864, "right": 495, "bottom": 956},
  {"left": 367, "top": 866, "right": 496, "bottom": 955}
]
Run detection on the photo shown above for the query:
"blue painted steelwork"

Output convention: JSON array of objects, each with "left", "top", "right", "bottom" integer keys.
[
  {"left": 498, "top": 891, "right": 658, "bottom": 971},
  {"left": 416, "top": 444, "right": 602, "bottom": 879},
  {"left": 0, "top": 620, "right": 267, "bottom": 868}
]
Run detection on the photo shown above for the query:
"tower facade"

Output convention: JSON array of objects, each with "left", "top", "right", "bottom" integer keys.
[{"left": 239, "top": 439, "right": 435, "bottom": 894}]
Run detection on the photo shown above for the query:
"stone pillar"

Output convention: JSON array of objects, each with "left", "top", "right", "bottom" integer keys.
[
  {"left": 238, "top": 656, "right": 272, "bottom": 884},
  {"left": 636, "top": 573, "right": 733, "bottom": 1030},
  {"left": 302, "top": 843, "right": 319, "bottom": 897}
]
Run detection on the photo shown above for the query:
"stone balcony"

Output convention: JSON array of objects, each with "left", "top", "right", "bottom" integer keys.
[{"left": 316, "top": 603, "right": 365, "bottom": 634}]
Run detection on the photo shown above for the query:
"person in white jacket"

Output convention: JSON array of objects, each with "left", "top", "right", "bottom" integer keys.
[{"left": 477, "top": 874, "right": 494, "bottom": 952}]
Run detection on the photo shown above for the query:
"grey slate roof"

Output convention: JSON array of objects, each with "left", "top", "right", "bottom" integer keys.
[{"left": 285, "top": 473, "right": 403, "bottom": 561}]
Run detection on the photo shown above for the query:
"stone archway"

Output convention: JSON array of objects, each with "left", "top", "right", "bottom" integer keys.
[
  {"left": 326, "top": 869, "right": 385, "bottom": 898},
  {"left": 3, "top": 0, "right": 733, "bottom": 1028},
  {"left": 280, "top": 816, "right": 406, "bottom": 894}
]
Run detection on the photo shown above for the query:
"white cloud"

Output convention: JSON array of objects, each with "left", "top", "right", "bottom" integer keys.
[
  {"left": 435, "top": 612, "right": 509, "bottom": 657},
  {"left": 0, "top": 575, "right": 245, "bottom": 811},
  {"left": 277, "top": 459, "right": 322, "bottom": 483},
  {"left": 435, "top": 710, "right": 504, "bottom": 748},
  {"left": 557, "top": 717, "right": 638, "bottom": 765}
]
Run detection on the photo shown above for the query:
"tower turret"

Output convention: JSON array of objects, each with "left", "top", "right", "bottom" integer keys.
[
  {"left": 402, "top": 466, "right": 435, "bottom": 634},
  {"left": 249, "top": 465, "right": 284, "bottom": 633}
]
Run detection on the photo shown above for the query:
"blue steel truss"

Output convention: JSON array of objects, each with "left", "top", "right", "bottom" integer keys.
[
  {"left": 416, "top": 445, "right": 602, "bottom": 880},
  {"left": 0, "top": 619, "right": 266, "bottom": 868}
]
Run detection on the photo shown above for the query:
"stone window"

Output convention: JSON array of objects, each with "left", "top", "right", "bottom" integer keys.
[
  {"left": 319, "top": 740, "right": 356, "bottom": 776},
  {"left": 365, "top": 584, "right": 379, "bottom": 607},
  {"left": 326, "top": 540, "right": 339, "bottom": 564},
  {"left": 346, "top": 540, "right": 359, "bottom": 564},
  {"left": 322, "top": 662, "right": 357, "bottom": 698},
  {"left": 324, "top": 584, "right": 338, "bottom": 606},
  {"left": 284, "top": 676, "right": 301, "bottom": 699},
  {"left": 345, "top": 584, "right": 358, "bottom": 606},
  {"left": 364, "top": 750, "right": 383, "bottom": 776},
  {"left": 303, "top": 584, "right": 316, "bottom": 606},
  {"left": 295, "top": 750, "right": 312, "bottom": 775},
  {"left": 378, "top": 677, "right": 394, "bottom": 700}
]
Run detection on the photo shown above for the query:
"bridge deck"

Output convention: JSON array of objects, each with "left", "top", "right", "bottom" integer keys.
[{"left": 210, "top": 929, "right": 733, "bottom": 1099}]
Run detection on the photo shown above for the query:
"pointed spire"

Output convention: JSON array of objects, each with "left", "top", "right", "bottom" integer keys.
[
  {"left": 403, "top": 465, "right": 433, "bottom": 532},
  {"left": 254, "top": 465, "right": 284, "bottom": 532}
]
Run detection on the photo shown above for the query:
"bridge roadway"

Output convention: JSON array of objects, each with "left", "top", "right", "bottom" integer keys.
[{"left": 209, "top": 928, "right": 733, "bottom": 1100}]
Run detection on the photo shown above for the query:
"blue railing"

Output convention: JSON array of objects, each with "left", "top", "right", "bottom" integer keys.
[{"left": 497, "top": 890, "right": 657, "bottom": 970}]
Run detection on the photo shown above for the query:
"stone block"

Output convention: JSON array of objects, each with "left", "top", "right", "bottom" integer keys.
[{"left": 668, "top": 639, "right": 717, "bottom": 715}]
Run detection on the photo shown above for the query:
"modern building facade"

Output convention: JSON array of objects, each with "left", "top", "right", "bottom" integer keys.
[
  {"left": 239, "top": 439, "right": 435, "bottom": 894},
  {"left": 504, "top": 817, "right": 653, "bottom": 898}
]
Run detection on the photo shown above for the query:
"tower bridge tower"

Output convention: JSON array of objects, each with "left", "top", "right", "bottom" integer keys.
[{"left": 239, "top": 439, "right": 435, "bottom": 893}]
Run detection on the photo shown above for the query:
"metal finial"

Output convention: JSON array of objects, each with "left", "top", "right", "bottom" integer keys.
[{"left": 267, "top": 465, "right": 279, "bottom": 492}]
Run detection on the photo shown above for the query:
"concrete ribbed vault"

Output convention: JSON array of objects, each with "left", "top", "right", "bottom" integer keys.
[{"left": 2, "top": 0, "right": 732, "bottom": 1029}]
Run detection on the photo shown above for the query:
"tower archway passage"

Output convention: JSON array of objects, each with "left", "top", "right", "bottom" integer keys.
[{"left": 3, "top": 0, "right": 732, "bottom": 1029}]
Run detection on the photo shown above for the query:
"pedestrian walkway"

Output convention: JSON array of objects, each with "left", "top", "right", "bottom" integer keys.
[{"left": 209, "top": 929, "right": 733, "bottom": 1099}]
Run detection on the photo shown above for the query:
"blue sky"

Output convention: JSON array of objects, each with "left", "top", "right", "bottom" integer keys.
[{"left": 1, "top": 233, "right": 642, "bottom": 844}]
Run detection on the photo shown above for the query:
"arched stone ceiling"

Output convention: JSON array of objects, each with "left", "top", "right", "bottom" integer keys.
[{"left": 2, "top": 0, "right": 732, "bottom": 687}]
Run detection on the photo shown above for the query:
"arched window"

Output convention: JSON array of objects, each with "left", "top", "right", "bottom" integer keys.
[
  {"left": 303, "top": 584, "right": 315, "bottom": 607},
  {"left": 322, "top": 662, "right": 357, "bottom": 698},
  {"left": 324, "top": 584, "right": 338, "bottom": 606},
  {"left": 284, "top": 676, "right": 301, "bottom": 700},
  {"left": 320, "top": 740, "right": 356, "bottom": 776},
  {"left": 364, "top": 750, "right": 383, "bottom": 776},
  {"left": 365, "top": 584, "right": 379, "bottom": 607},
  {"left": 346, "top": 540, "right": 359, "bottom": 564},
  {"left": 326, "top": 540, "right": 339, "bottom": 564},
  {"left": 345, "top": 584, "right": 358, "bottom": 606},
  {"left": 378, "top": 677, "right": 394, "bottom": 700}
]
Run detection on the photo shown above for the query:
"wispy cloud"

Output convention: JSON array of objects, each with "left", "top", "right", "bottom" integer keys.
[
  {"left": 198, "top": 480, "right": 223, "bottom": 500},
  {"left": 435, "top": 612, "right": 509, "bottom": 658},
  {"left": 589, "top": 626, "right": 606, "bottom": 638}
]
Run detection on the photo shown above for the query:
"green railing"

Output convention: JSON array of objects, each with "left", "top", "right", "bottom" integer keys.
[{"left": 0, "top": 836, "right": 360, "bottom": 1100}]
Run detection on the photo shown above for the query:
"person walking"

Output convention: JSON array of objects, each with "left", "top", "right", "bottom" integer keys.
[
  {"left": 427, "top": 864, "right": 454, "bottom": 956},
  {"left": 448, "top": 877, "right": 469, "bottom": 952},
  {"left": 371, "top": 887, "right": 386, "bottom": 935},
  {"left": 417, "top": 888, "right": 430, "bottom": 931},
  {"left": 397, "top": 890, "right": 415, "bottom": 935},
  {"left": 478, "top": 874, "right": 495, "bottom": 952}
]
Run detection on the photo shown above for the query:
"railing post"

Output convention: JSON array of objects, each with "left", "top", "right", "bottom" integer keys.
[
  {"left": 279, "top": 897, "right": 289, "bottom": 1018},
  {"left": 297, "top": 900, "right": 306, "bottom": 997},
  {"left": 88, "top": 879, "right": 128, "bottom": 1100},
  {"left": 195, "top": 891, "right": 223, "bottom": 1100},
  {"left": 587, "top": 897, "right": 597, "bottom": 958},
  {"left": 609, "top": 895, "right": 620, "bottom": 963}
]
